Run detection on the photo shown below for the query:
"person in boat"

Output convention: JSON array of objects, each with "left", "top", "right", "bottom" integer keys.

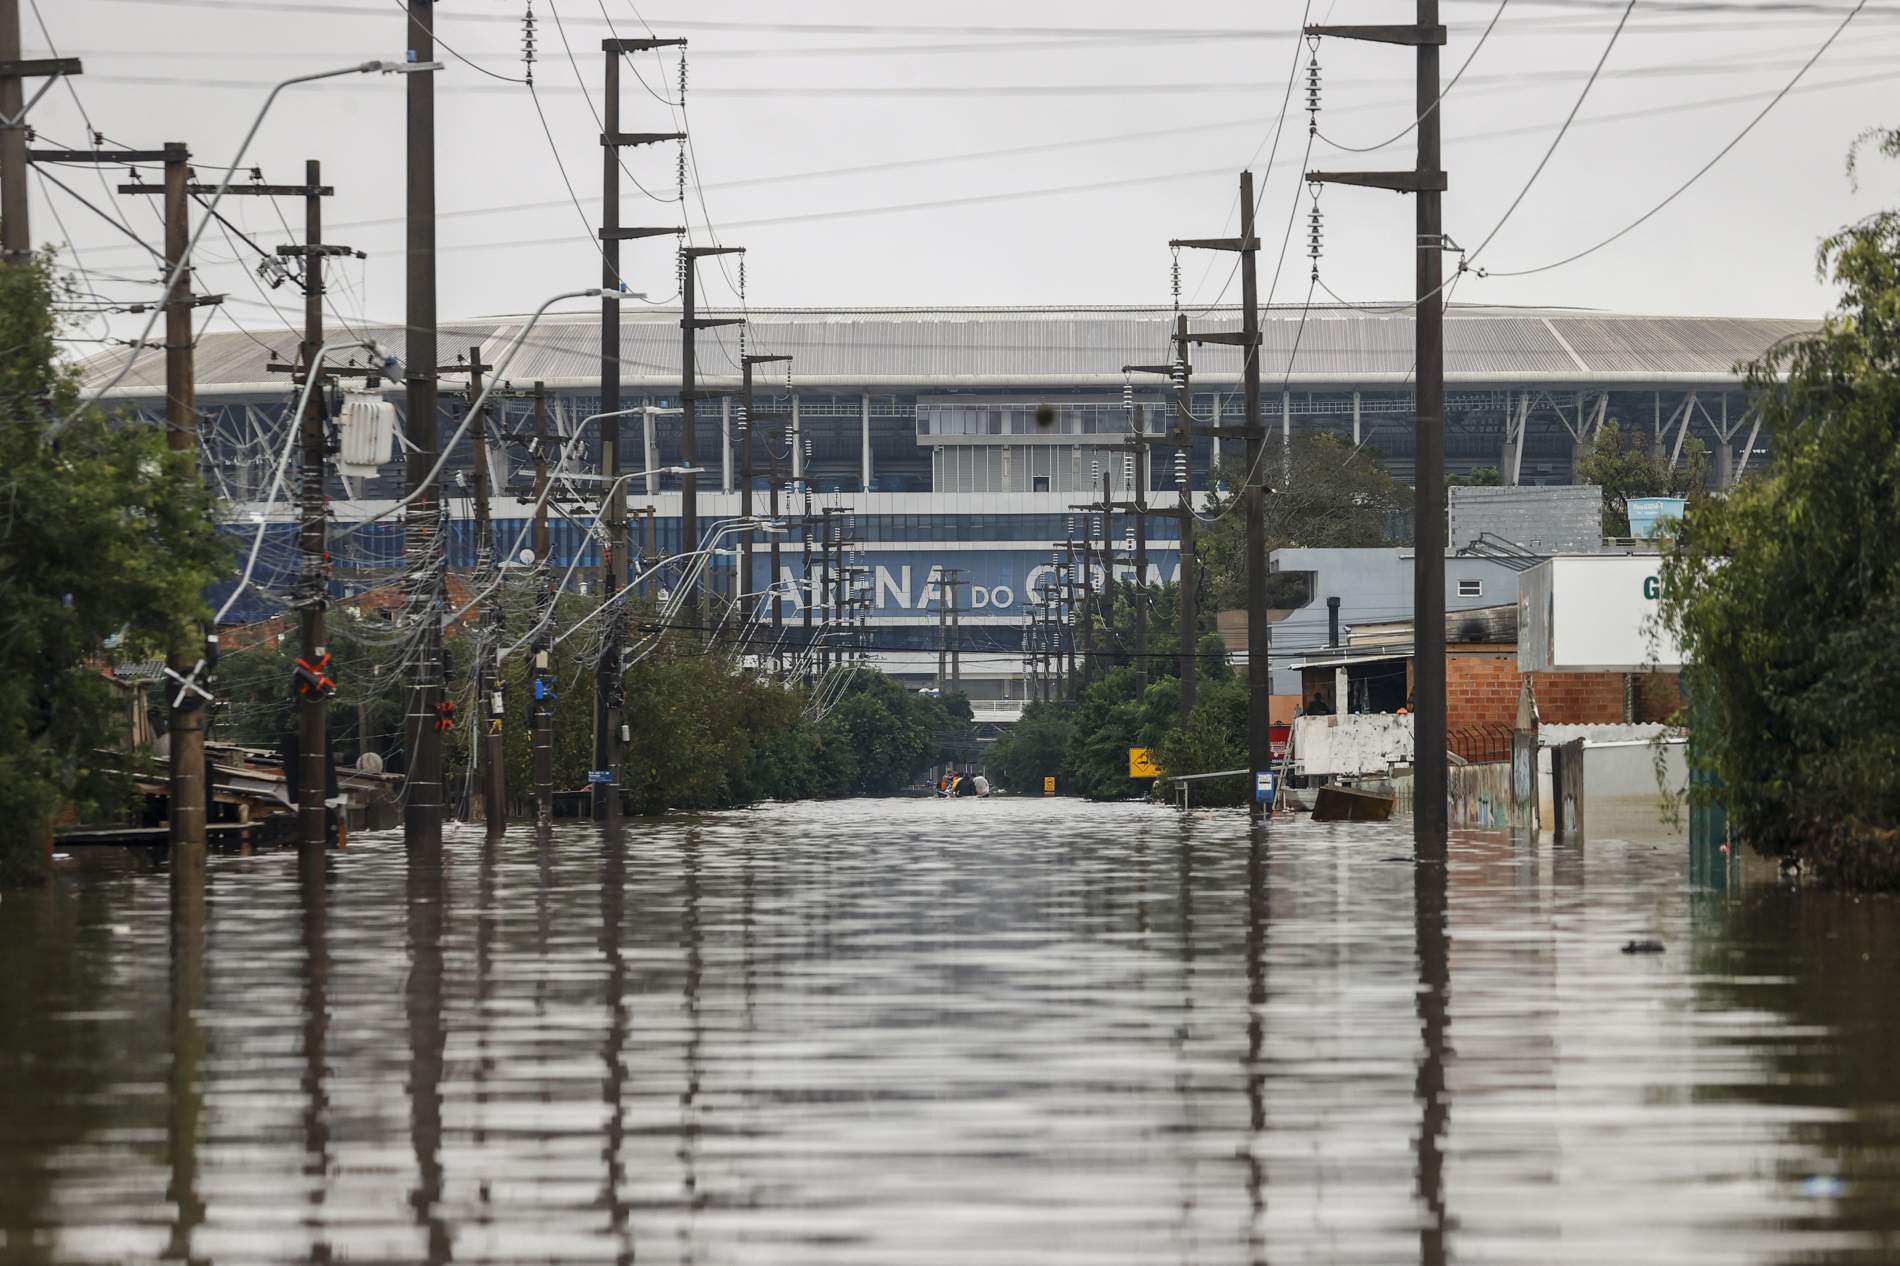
[{"left": 955, "top": 770, "right": 978, "bottom": 797}]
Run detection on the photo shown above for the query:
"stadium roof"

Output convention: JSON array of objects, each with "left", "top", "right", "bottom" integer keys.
[{"left": 80, "top": 303, "right": 1814, "bottom": 400}]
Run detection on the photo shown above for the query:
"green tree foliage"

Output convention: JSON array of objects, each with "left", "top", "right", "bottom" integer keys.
[
  {"left": 984, "top": 700, "right": 1075, "bottom": 794},
  {"left": 1658, "top": 129, "right": 1900, "bottom": 889},
  {"left": 0, "top": 254, "right": 226, "bottom": 883},
  {"left": 1153, "top": 672, "right": 1252, "bottom": 808},
  {"left": 1200, "top": 433, "right": 1412, "bottom": 610},
  {"left": 1576, "top": 420, "right": 1709, "bottom": 536}
]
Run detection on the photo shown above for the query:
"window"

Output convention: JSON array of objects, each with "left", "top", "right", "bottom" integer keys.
[
  {"left": 1032, "top": 475, "right": 1050, "bottom": 493},
  {"left": 1457, "top": 578, "right": 1484, "bottom": 598}
]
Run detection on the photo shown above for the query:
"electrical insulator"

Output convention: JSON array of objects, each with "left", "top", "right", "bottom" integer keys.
[
  {"left": 676, "top": 146, "right": 686, "bottom": 202},
  {"left": 678, "top": 51, "right": 688, "bottom": 99},
  {"left": 1122, "top": 453, "right": 1134, "bottom": 485},
  {"left": 1090, "top": 459, "right": 1099, "bottom": 482},
  {"left": 1305, "top": 49, "right": 1321, "bottom": 133},
  {"left": 1170, "top": 358, "right": 1187, "bottom": 393},
  {"left": 1170, "top": 249, "right": 1181, "bottom": 308},
  {"left": 521, "top": 1, "right": 536, "bottom": 84},
  {"left": 1122, "top": 382, "right": 1133, "bottom": 413},
  {"left": 1308, "top": 201, "right": 1324, "bottom": 280},
  {"left": 1174, "top": 451, "right": 1188, "bottom": 486}
]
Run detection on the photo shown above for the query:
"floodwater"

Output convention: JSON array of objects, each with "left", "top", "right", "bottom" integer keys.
[{"left": 2, "top": 800, "right": 1898, "bottom": 1265}]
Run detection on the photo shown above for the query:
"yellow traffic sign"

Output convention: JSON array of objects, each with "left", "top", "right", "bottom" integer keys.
[
  {"left": 1043, "top": 775, "right": 1056, "bottom": 796},
  {"left": 1128, "top": 747, "right": 1159, "bottom": 779}
]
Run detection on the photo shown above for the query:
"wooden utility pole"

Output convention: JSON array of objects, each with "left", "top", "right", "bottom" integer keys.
[
  {"left": 1131, "top": 423, "right": 1150, "bottom": 693},
  {"left": 1173, "top": 171, "right": 1268, "bottom": 817},
  {"left": 467, "top": 348, "right": 505, "bottom": 835},
  {"left": 293, "top": 162, "right": 335, "bottom": 856},
  {"left": 119, "top": 160, "right": 340, "bottom": 855},
  {"left": 1, "top": 1, "right": 80, "bottom": 258},
  {"left": 530, "top": 382, "right": 554, "bottom": 825},
  {"left": 679, "top": 244, "right": 744, "bottom": 638},
  {"left": 1307, "top": 2, "right": 1449, "bottom": 853},
  {"left": 596, "top": 35, "right": 684, "bottom": 821},
  {"left": 405, "top": 0, "right": 445, "bottom": 850}
]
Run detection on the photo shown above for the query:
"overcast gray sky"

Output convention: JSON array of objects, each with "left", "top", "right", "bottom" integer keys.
[{"left": 24, "top": 0, "right": 1900, "bottom": 351}]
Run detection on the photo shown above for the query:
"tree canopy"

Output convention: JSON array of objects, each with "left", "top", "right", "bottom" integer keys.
[
  {"left": 1658, "top": 127, "right": 1900, "bottom": 889},
  {"left": 0, "top": 253, "right": 225, "bottom": 883}
]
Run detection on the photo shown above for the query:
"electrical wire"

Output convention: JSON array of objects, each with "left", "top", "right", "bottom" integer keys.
[
  {"left": 1477, "top": 0, "right": 1870, "bottom": 276},
  {"left": 1316, "top": 0, "right": 1511, "bottom": 154}
]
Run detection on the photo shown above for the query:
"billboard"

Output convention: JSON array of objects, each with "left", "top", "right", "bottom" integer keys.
[
  {"left": 751, "top": 548, "right": 1181, "bottom": 619},
  {"left": 1518, "top": 556, "right": 1684, "bottom": 672}
]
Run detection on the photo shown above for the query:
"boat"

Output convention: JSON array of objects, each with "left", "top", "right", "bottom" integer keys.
[{"left": 1311, "top": 783, "right": 1397, "bottom": 822}]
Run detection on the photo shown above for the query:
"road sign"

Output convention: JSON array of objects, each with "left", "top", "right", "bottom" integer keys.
[
  {"left": 586, "top": 769, "right": 616, "bottom": 784},
  {"left": 1043, "top": 775, "right": 1056, "bottom": 796},
  {"left": 1128, "top": 747, "right": 1159, "bottom": 779}
]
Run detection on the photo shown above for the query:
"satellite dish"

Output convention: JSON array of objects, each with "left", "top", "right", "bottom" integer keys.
[
  {"left": 518, "top": 547, "right": 537, "bottom": 566},
  {"left": 355, "top": 751, "right": 385, "bottom": 774}
]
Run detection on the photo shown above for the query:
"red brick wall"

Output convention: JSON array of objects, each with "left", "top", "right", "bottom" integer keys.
[{"left": 1445, "top": 649, "right": 1631, "bottom": 729}]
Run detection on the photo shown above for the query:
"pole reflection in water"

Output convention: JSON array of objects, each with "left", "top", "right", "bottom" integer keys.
[
  {"left": 1414, "top": 851, "right": 1451, "bottom": 1266},
  {"left": 299, "top": 847, "right": 333, "bottom": 1264},
  {"left": 1243, "top": 821, "right": 1269, "bottom": 1265},
  {"left": 598, "top": 823, "right": 633, "bottom": 1266},
  {"left": 406, "top": 839, "right": 450, "bottom": 1265},
  {"left": 4, "top": 802, "right": 1900, "bottom": 1265},
  {"left": 164, "top": 867, "right": 207, "bottom": 1263}
]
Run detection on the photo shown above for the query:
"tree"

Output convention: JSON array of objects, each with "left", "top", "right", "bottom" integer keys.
[
  {"left": 1577, "top": 420, "right": 1709, "bottom": 536},
  {"left": 985, "top": 700, "right": 1074, "bottom": 794},
  {"left": 1657, "top": 127, "right": 1900, "bottom": 890},
  {"left": 0, "top": 253, "right": 227, "bottom": 883},
  {"left": 1200, "top": 433, "right": 1412, "bottom": 610}
]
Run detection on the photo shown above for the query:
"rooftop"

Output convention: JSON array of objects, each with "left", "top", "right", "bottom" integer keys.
[{"left": 79, "top": 303, "right": 1816, "bottom": 400}]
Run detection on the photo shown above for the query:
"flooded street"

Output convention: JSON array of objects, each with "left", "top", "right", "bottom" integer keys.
[{"left": 3, "top": 798, "right": 1898, "bottom": 1264}]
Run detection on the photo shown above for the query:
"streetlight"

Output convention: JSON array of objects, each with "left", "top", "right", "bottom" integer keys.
[
  {"left": 335, "top": 285, "right": 635, "bottom": 540},
  {"left": 69, "top": 59, "right": 441, "bottom": 429}
]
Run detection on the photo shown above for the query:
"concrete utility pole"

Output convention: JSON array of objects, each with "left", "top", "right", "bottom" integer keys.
[
  {"left": 1307, "top": 2, "right": 1450, "bottom": 854},
  {"left": 1121, "top": 316, "right": 1203, "bottom": 728},
  {"left": 595, "top": 34, "right": 684, "bottom": 821},
  {"left": 679, "top": 243, "right": 744, "bottom": 638},
  {"left": 1173, "top": 170, "right": 1269, "bottom": 818},
  {"left": 466, "top": 347, "right": 505, "bottom": 835},
  {"left": 404, "top": 0, "right": 445, "bottom": 850},
  {"left": 530, "top": 383, "right": 555, "bottom": 825},
  {"left": 740, "top": 352, "right": 791, "bottom": 644}
]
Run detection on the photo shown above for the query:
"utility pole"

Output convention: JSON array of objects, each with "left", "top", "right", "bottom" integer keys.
[
  {"left": 936, "top": 566, "right": 948, "bottom": 693},
  {"left": 740, "top": 352, "right": 790, "bottom": 647},
  {"left": 1, "top": 3, "right": 81, "bottom": 258},
  {"left": 1130, "top": 423, "right": 1150, "bottom": 694},
  {"left": 1307, "top": 4, "right": 1449, "bottom": 853},
  {"left": 294, "top": 162, "right": 336, "bottom": 855},
  {"left": 530, "top": 382, "right": 554, "bottom": 825},
  {"left": 596, "top": 35, "right": 684, "bottom": 820},
  {"left": 679, "top": 243, "right": 744, "bottom": 639},
  {"left": 1173, "top": 170, "right": 1268, "bottom": 817},
  {"left": 466, "top": 347, "right": 505, "bottom": 835},
  {"left": 404, "top": 0, "right": 445, "bottom": 850},
  {"left": 1123, "top": 316, "right": 1201, "bottom": 727},
  {"left": 946, "top": 567, "right": 963, "bottom": 693}
]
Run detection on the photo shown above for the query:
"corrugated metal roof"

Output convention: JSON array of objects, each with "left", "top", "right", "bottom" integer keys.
[{"left": 78, "top": 305, "right": 1817, "bottom": 399}]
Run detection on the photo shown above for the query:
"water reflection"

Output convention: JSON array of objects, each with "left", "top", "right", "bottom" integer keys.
[{"left": 1, "top": 801, "right": 1897, "bottom": 1264}]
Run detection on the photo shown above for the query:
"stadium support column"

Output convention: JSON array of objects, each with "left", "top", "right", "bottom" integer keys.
[
  {"left": 404, "top": 0, "right": 444, "bottom": 850},
  {"left": 861, "top": 393, "right": 872, "bottom": 491},
  {"left": 1307, "top": 0, "right": 1449, "bottom": 854}
]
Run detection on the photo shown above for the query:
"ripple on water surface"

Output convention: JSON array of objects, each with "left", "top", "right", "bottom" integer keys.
[{"left": 1, "top": 797, "right": 1897, "bottom": 1264}]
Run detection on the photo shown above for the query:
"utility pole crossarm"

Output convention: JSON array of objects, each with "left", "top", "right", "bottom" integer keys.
[
  {"left": 272, "top": 243, "right": 357, "bottom": 257},
  {"left": 682, "top": 245, "right": 744, "bottom": 259},
  {"left": 600, "top": 226, "right": 682, "bottom": 241},
  {"left": 603, "top": 37, "right": 685, "bottom": 52},
  {"left": 1169, "top": 236, "right": 1259, "bottom": 252},
  {"left": 29, "top": 148, "right": 163, "bottom": 163},
  {"left": 743, "top": 353, "right": 792, "bottom": 365},
  {"left": 1122, "top": 364, "right": 1174, "bottom": 376},
  {"left": 117, "top": 182, "right": 335, "bottom": 197},
  {"left": 1306, "top": 169, "right": 1447, "bottom": 193},
  {"left": 1303, "top": 23, "right": 1445, "bottom": 44},
  {"left": 1187, "top": 330, "right": 1259, "bottom": 347},
  {"left": 687, "top": 317, "right": 744, "bottom": 330},
  {"left": 602, "top": 132, "right": 686, "bottom": 147}
]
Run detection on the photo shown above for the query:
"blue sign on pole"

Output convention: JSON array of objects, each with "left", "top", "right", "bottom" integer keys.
[
  {"left": 1254, "top": 771, "right": 1277, "bottom": 804},
  {"left": 587, "top": 770, "right": 615, "bottom": 785}
]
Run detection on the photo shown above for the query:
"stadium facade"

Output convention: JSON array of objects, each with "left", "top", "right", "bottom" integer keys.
[{"left": 88, "top": 304, "right": 1809, "bottom": 718}]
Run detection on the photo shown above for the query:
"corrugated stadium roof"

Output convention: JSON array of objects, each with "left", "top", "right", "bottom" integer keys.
[{"left": 79, "top": 304, "right": 1814, "bottom": 399}]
